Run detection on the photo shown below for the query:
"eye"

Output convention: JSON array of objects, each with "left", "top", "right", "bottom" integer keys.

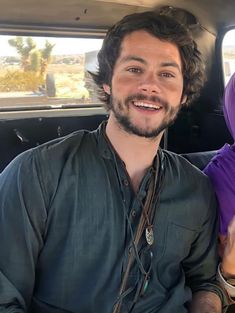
[
  {"left": 127, "top": 67, "right": 142, "bottom": 74},
  {"left": 160, "top": 72, "right": 175, "bottom": 78}
]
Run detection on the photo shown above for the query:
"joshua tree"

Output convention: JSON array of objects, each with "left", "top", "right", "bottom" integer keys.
[
  {"left": 40, "top": 40, "right": 55, "bottom": 75},
  {"left": 8, "top": 37, "right": 55, "bottom": 76},
  {"left": 30, "top": 50, "right": 41, "bottom": 72},
  {"left": 8, "top": 37, "right": 36, "bottom": 71}
]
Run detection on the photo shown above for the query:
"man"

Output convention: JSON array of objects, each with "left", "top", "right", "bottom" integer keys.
[{"left": 0, "top": 11, "right": 227, "bottom": 313}]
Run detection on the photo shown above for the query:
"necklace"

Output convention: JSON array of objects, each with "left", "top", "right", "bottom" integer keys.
[
  {"left": 112, "top": 149, "right": 165, "bottom": 313},
  {"left": 138, "top": 149, "right": 164, "bottom": 247}
]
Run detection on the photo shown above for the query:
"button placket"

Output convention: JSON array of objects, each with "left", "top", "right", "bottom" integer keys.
[
  {"left": 131, "top": 209, "right": 136, "bottom": 217},
  {"left": 128, "top": 246, "right": 133, "bottom": 255},
  {"left": 123, "top": 178, "right": 129, "bottom": 187}
]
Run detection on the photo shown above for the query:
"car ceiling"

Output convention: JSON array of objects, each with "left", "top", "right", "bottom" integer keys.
[{"left": 0, "top": 0, "right": 234, "bottom": 36}]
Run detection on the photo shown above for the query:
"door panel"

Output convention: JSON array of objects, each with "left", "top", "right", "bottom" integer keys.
[{"left": 0, "top": 114, "right": 107, "bottom": 172}]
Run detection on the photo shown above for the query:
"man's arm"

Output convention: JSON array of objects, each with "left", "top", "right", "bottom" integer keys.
[
  {"left": 0, "top": 150, "right": 47, "bottom": 311},
  {"left": 182, "top": 180, "right": 228, "bottom": 312},
  {"left": 190, "top": 291, "right": 222, "bottom": 313}
]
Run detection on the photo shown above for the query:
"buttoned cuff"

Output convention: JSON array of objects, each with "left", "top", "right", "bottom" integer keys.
[{"left": 217, "top": 263, "right": 235, "bottom": 298}]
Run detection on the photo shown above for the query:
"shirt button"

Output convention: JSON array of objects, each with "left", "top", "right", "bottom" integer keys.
[
  {"left": 103, "top": 149, "right": 110, "bottom": 157},
  {"left": 128, "top": 246, "right": 133, "bottom": 254},
  {"left": 123, "top": 179, "right": 129, "bottom": 186},
  {"left": 131, "top": 210, "right": 136, "bottom": 217}
]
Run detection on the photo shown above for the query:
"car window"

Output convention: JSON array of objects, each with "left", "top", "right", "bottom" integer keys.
[
  {"left": 222, "top": 29, "right": 235, "bottom": 85},
  {"left": 0, "top": 34, "right": 103, "bottom": 111}
]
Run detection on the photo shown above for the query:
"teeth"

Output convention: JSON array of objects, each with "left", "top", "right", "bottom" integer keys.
[{"left": 133, "top": 101, "right": 161, "bottom": 110}]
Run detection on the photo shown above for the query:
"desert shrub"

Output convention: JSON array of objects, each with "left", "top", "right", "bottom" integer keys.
[
  {"left": 54, "top": 73, "right": 89, "bottom": 99},
  {"left": 0, "top": 70, "right": 44, "bottom": 92}
]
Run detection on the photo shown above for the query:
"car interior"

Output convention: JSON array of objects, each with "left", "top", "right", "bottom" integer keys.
[
  {"left": 0, "top": 0, "right": 234, "bottom": 173},
  {"left": 1, "top": 0, "right": 235, "bottom": 311}
]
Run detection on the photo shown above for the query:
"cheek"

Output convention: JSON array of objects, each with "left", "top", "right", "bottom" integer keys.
[
  {"left": 112, "top": 75, "right": 137, "bottom": 95},
  {"left": 112, "top": 75, "right": 133, "bottom": 87},
  {"left": 163, "top": 78, "right": 183, "bottom": 91},
  {"left": 163, "top": 81, "right": 184, "bottom": 99}
]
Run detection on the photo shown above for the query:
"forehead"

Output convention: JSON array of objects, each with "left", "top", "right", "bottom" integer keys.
[{"left": 117, "top": 30, "right": 183, "bottom": 70}]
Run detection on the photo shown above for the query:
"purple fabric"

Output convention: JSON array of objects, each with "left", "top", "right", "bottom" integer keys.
[{"left": 204, "top": 73, "right": 235, "bottom": 235}]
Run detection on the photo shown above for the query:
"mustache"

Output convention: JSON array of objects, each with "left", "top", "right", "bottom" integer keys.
[{"left": 124, "top": 93, "right": 169, "bottom": 109}]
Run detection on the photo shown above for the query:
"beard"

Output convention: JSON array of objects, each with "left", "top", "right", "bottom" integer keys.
[{"left": 110, "top": 93, "right": 182, "bottom": 139}]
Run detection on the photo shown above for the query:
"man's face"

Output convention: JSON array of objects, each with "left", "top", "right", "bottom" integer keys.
[{"left": 103, "top": 30, "right": 186, "bottom": 139}]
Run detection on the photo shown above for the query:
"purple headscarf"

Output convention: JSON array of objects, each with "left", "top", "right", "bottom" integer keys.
[{"left": 204, "top": 73, "right": 235, "bottom": 235}]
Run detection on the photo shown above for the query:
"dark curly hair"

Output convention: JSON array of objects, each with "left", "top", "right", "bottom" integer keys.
[{"left": 91, "top": 11, "right": 205, "bottom": 110}]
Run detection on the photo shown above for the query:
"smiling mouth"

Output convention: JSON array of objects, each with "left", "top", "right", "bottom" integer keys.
[{"left": 132, "top": 101, "right": 163, "bottom": 111}]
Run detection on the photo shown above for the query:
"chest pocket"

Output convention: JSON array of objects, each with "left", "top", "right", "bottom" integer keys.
[{"left": 163, "top": 222, "right": 198, "bottom": 262}]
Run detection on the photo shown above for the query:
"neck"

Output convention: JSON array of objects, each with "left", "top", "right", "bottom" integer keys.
[{"left": 106, "top": 115, "right": 163, "bottom": 192}]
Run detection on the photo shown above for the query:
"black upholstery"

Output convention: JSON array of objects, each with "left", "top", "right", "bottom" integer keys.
[
  {"left": 0, "top": 112, "right": 218, "bottom": 173},
  {"left": 181, "top": 150, "right": 217, "bottom": 170},
  {"left": 0, "top": 114, "right": 107, "bottom": 172}
]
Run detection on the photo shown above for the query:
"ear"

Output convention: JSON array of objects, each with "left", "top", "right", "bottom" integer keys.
[
  {"left": 103, "top": 84, "right": 111, "bottom": 95},
  {"left": 181, "top": 95, "right": 187, "bottom": 105}
]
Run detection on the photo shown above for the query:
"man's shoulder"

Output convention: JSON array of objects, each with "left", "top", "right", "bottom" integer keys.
[
  {"left": 162, "top": 149, "right": 207, "bottom": 178},
  {"left": 32, "top": 127, "right": 100, "bottom": 162},
  {"left": 36, "top": 128, "right": 95, "bottom": 153},
  {"left": 162, "top": 149, "right": 213, "bottom": 195},
  {"left": 162, "top": 150, "right": 217, "bottom": 220},
  {"left": 2, "top": 128, "right": 99, "bottom": 177}
]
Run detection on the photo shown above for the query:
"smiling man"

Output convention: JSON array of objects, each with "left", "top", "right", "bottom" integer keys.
[
  {"left": 0, "top": 11, "right": 228, "bottom": 313},
  {"left": 104, "top": 30, "right": 185, "bottom": 140}
]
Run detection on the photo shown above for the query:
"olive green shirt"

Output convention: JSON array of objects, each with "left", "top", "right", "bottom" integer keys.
[{"left": 0, "top": 123, "right": 226, "bottom": 312}]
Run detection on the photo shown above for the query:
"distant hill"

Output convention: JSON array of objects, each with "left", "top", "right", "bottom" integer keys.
[
  {"left": 223, "top": 45, "right": 235, "bottom": 58},
  {"left": 0, "top": 54, "right": 84, "bottom": 65}
]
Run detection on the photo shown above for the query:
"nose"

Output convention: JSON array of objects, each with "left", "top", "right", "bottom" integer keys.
[{"left": 138, "top": 73, "right": 160, "bottom": 94}]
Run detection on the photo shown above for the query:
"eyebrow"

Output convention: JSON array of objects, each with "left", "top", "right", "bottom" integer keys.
[
  {"left": 118, "top": 55, "right": 147, "bottom": 65},
  {"left": 160, "top": 62, "right": 181, "bottom": 72},
  {"left": 118, "top": 56, "right": 181, "bottom": 72}
]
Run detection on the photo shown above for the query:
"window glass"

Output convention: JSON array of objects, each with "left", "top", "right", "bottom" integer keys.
[
  {"left": 0, "top": 35, "right": 103, "bottom": 110},
  {"left": 222, "top": 30, "right": 235, "bottom": 85}
]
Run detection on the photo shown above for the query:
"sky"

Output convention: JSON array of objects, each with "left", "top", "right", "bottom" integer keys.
[
  {"left": 0, "top": 35, "right": 103, "bottom": 57},
  {"left": 0, "top": 29, "right": 234, "bottom": 57},
  {"left": 222, "top": 29, "right": 235, "bottom": 46}
]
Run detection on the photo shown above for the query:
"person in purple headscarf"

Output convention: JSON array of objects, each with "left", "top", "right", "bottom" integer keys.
[{"left": 204, "top": 72, "right": 235, "bottom": 296}]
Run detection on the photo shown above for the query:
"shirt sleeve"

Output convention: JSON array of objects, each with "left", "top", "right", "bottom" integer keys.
[
  {"left": 0, "top": 150, "right": 48, "bottom": 311},
  {"left": 182, "top": 186, "right": 229, "bottom": 312}
]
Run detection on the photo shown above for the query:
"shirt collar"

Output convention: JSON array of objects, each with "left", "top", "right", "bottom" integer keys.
[
  {"left": 95, "top": 121, "right": 114, "bottom": 160},
  {"left": 95, "top": 120, "right": 163, "bottom": 171}
]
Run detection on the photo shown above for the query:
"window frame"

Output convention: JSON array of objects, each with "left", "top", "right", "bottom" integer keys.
[
  {"left": 219, "top": 25, "right": 235, "bottom": 86},
  {"left": 0, "top": 24, "right": 106, "bottom": 118}
]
